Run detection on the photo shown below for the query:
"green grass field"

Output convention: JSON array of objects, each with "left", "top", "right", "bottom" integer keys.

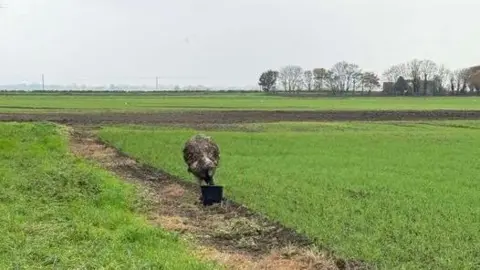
[
  {"left": 1, "top": 93, "right": 480, "bottom": 112},
  {"left": 98, "top": 121, "right": 480, "bottom": 269},
  {"left": 0, "top": 123, "right": 216, "bottom": 269}
]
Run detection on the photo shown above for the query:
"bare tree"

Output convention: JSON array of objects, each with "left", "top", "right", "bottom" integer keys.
[
  {"left": 434, "top": 65, "right": 450, "bottom": 94},
  {"left": 382, "top": 66, "right": 396, "bottom": 82},
  {"left": 382, "top": 63, "right": 408, "bottom": 82},
  {"left": 459, "top": 68, "right": 472, "bottom": 94},
  {"left": 347, "top": 64, "right": 362, "bottom": 93},
  {"left": 447, "top": 69, "right": 455, "bottom": 95},
  {"left": 352, "top": 71, "right": 363, "bottom": 94},
  {"left": 360, "top": 72, "right": 381, "bottom": 95},
  {"left": 330, "top": 62, "right": 348, "bottom": 94},
  {"left": 449, "top": 69, "right": 464, "bottom": 95},
  {"left": 278, "top": 65, "right": 304, "bottom": 91},
  {"left": 395, "top": 63, "right": 409, "bottom": 79},
  {"left": 420, "top": 59, "right": 438, "bottom": 95},
  {"left": 443, "top": 67, "right": 475, "bottom": 95},
  {"left": 313, "top": 68, "right": 330, "bottom": 90},
  {"left": 330, "top": 61, "right": 361, "bottom": 94},
  {"left": 469, "top": 70, "right": 480, "bottom": 94},
  {"left": 327, "top": 73, "right": 341, "bottom": 94},
  {"left": 303, "top": 70, "right": 314, "bottom": 91},
  {"left": 407, "top": 59, "right": 423, "bottom": 95},
  {"left": 320, "top": 70, "right": 338, "bottom": 93},
  {"left": 446, "top": 68, "right": 473, "bottom": 95}
]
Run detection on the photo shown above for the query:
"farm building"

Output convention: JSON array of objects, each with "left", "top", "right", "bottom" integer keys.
[{"left": 383, "top": 79, "right": 437, "bottom": 95}]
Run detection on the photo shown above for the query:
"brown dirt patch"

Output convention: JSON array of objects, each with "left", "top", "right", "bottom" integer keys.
[
  {"left": 68, "top": 127, "right": 372, "bottom": 270},
  {"left": 3, "top": 109, "right": 480, "bottom": 126}
]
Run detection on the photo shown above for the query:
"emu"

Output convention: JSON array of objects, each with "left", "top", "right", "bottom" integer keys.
[{"left": 182, "top": 134, "right": 220, "bottom": 187}]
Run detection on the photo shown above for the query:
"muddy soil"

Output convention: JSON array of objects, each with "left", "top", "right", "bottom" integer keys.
[
  {"left": 3, "top": 109, "right": 480, "bottom": 125},
  {"left": 69, "top": 128, "right": 371, "bottom": 270}
]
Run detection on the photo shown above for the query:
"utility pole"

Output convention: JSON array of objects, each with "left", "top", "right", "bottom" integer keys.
[
  {"left": 41, "top": 74, "right": 45, "bottom": 91},
  {"left": 155, "top": 76, "right": 159, "bottom": 90}
]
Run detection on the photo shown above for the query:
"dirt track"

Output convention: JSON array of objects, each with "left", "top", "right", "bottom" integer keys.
[{"left": 2, "top": 109, "right": 480, "bottom": 125}]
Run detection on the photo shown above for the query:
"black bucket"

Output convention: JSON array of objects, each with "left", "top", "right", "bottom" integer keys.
[{"left": 200, "top": 185, "right": 223, "bottom": 206}]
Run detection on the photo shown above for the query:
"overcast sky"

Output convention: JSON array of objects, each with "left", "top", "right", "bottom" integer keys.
[{"left": 0, "top": 0, "right": 478, "bottom": 87}]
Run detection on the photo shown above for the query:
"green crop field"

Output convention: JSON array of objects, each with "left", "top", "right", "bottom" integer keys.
[
  {"left": 0, "top": 123, "right": 216, "bottom": 269},
  {"left": 1, "top": 93, "right": 480, "bottom": 112},
  {"left": 98, "top": 121, "right": 480, "bottom": 269}
]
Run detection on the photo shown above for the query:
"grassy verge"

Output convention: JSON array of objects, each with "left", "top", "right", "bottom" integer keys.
[
  {"left": 1, "top": 95, "right": 480, "bottom": 112},
  {"left": 98, "top": 121, "right": 480, "bottom": 269},
  {"left": 0, "top": 122, "right": 216, "bottom": 269}
]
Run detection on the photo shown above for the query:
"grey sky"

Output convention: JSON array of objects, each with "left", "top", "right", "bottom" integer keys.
[{"left": 1, "top": 0, "right": 478, "bottom": 87}]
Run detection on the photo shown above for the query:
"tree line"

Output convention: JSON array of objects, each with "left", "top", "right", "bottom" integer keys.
[
  {"left": 258, "top": 59, "right": 480, "bottom": 96},
  {"left": 382, "top": 60, "right": 480, "bottom": 96},
  {"left": 258, "top": 61, "right": 380, "bottom": 95}
]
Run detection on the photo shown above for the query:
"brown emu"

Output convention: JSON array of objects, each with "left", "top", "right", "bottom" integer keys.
[{"left": 182, "top": 134, "right": 220, "bottom": 187}]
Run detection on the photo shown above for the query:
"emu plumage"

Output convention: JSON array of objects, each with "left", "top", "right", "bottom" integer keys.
[{"left": 182, "top": 134, "right": 220, "bottom": 186}]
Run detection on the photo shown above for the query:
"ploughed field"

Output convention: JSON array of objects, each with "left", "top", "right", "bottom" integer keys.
[{"left": 99, "top": 121, "right": 480, "bottom": 269}]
